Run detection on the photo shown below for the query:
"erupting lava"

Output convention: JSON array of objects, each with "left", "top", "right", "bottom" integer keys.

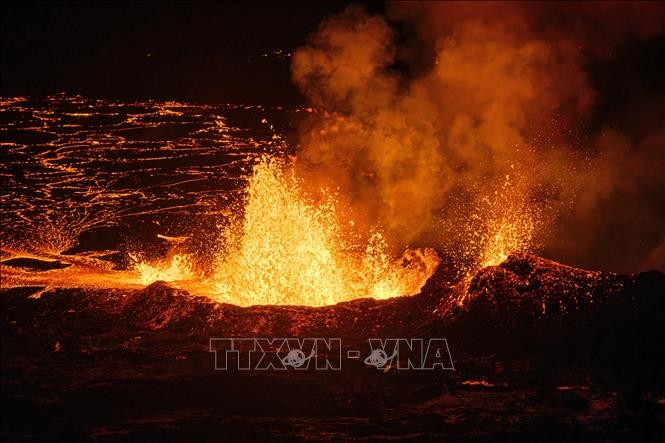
[
  {"left": 136, "top": 157, "right": 440, "bottom": 306},
  {"left": 477, "top": 181, "right": 538, "bottom": 269},
  {"left": 134, "top": 253, "right": 197, "bottom": 286},
  {"left": 0, "top": 97, "right": 536, "bottom": 308}
]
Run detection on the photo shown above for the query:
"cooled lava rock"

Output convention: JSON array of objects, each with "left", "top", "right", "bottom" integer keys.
[
  {"left": 2, "top": 254, "right": 664, "bottom": 441},
  {"left": 440, "top": 254, "right": 665, "bottom": 361}
]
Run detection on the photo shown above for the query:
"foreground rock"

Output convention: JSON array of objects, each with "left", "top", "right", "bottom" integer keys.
[{"left": 2, "top": 254, "right": 664, "bottom": 441}]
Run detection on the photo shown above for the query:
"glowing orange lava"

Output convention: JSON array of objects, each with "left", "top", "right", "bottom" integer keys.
[
  {"left": 134, "top": 157, "right": 440, "bottom": 306},
  {"left": 1, "top": 155, "right": 536, "bottom": 308},
  {"left": 449, "top": 175, "right": 538, "bottom": 306},
  {"left": 479, "top": 198, "right": 536, "bottom": 269}
]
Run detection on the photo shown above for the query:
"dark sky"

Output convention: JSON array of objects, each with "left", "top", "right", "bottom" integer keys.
[
  {"left": 1, "top": 1, "right": 383, "bottom": 105},
  {"left": 2, "top": 2, "right": 663, "bottom": 110}
]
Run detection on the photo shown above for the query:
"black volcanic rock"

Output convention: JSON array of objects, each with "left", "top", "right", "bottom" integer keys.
[
  {"left": 5, "top": 254, "right": 661, "bottom": 358},
  {"left": 438, "top": 254, "right": 665, "bottom": 363},
  {"left": 467, "top": 253, "right": 628, "bottom": 317},
  {"left": 1, "top": 257, "right": 71, "bottom": 271},
  {"left": 122, "top": 281, "right": 213, "bottom": 332},
  {"left": 2, "top": 254, "right": 665, "bottom": 441}
]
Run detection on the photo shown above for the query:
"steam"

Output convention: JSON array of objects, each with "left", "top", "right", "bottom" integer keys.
[{"left": 291, "top": 2, "right": 665, "bottom": 273}]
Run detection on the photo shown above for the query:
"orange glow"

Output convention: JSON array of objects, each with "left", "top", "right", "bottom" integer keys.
[
  {"left": 479, "top": 215, "right": 534, "bottom": 269},
  {"left": 134, "top": 157, "right": 440, "bottom": 306},
  {"left": 0, "top": 249, "right": 144, "bottom": 297},
  {"left": 447, "top": 176, "right": 538, "bottom": 306},
  {"left": 478, "top": 186, "right": 536, "bottom": 269},
  {"left": 131, "top": 253, "right": 197, "bottom": 285},
  {"left": 0, "top": 96, "right": 538, "bottom": 308}
]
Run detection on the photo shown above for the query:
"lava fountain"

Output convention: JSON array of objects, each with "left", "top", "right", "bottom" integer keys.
[{"left": 135, "top": 156, "right": 440, "bottom": 306}]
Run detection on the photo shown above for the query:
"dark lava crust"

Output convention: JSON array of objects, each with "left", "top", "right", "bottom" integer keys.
[{"left": 2, "top": 254, "right": 664, "bottom": 442}]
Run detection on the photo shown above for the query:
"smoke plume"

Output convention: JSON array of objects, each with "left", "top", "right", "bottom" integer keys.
[{"left": 291, "top": 1, "right": 665, "bottom": 273}]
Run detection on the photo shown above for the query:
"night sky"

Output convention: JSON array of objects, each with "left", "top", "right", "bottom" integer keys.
[
  {"left": 3, "top": 1, "right": 664, "bottom": 111},
  {"left": 1, "top": 1, "right": 383, "bottom": 105}
]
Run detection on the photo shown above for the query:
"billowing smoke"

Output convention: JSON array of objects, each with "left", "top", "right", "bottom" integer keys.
[{"left": 291, "top": 2, "right": 665, "bottom": 273}]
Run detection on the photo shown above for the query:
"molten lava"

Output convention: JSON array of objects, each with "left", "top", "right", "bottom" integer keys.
[
  {"left": 478, "top": 185, "right": 537, "bottom": 269},
  {"left": 135, "top": 157, "right": 440, "bottom": 306},
  {"left": 133, "top": 253, "right": 197, "bottom": 286}
]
